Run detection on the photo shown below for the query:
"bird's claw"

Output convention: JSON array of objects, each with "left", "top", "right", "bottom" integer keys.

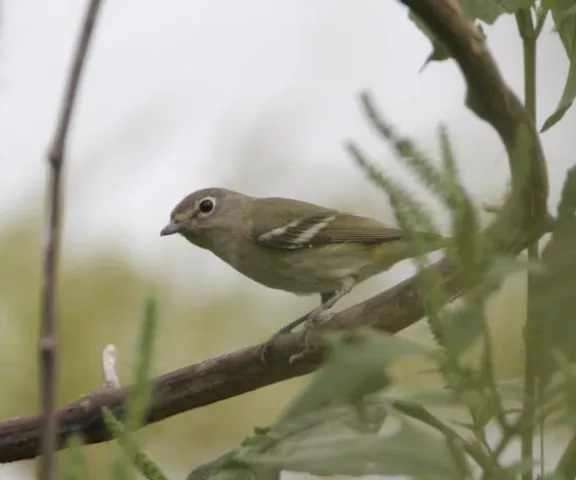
[
  {"left": 259, "top": 334, "right": 280, "bottom": 363},
  {"left": 260, "top": 311, "right": 335, "bottom": 364},
  {"left": 288, "top": 312, "right": 333, "bottom": 363}
]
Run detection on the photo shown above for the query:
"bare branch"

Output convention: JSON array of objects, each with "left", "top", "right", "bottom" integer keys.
[
  {"left": 0, "top": 0, "right": 550, "bottom": 464},
  {"left": 39, "top": 0, "right": 104, "bottom": 478},
  {"left": 0, "top": 244, "right": 541, "bottom": 464}
]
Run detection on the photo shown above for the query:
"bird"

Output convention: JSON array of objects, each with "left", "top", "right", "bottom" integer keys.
[{"left": 160, "top": 187, "right": 447, "bottom": 358}]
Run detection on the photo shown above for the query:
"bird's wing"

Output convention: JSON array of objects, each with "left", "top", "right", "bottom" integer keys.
[{"left": 252, "top": 198, "right": 404, "bottom": 250}]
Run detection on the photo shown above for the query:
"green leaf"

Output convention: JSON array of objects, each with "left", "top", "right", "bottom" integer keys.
[
  {"left": 542, "top": 0, "right": 557, "bottom": 10},
  {"left": 541, "top": 57, "right": 576, "bottom": 131},
  {"left": 530, "top": 167, "right": 576, "bottom": 387},
  {"left": 440, "top": 298, "right": 486, "bottom": 359},
  {"left": 185, "top": 446, "right": 265, "bottom": 480},
  {"left": 558, "top": 3, "right": 576, "bottom": 23},
  {"left": 440, "top": 256, "right": 536, "bottom": 365},
  {"left": 126, "top": 297, "right": 157, "bottom": 430},
  {"left": 239, "top": 416, "right": 461, "bottom": 478},
  {"left": 189, "top": 466, "right": 266, "bottom": 480},
  {"left": 438, "top": 126, "right": 480, "bottom": 277},
  {"left": 542, "top": 0, "right": 576, "bottom": 131},
  {"left": 64, "top": 435, "right": 89, "bottom": 480},
  {"left": 459, "top": 0, "right": 534, "bottom": 24},
  {"left": 408, "top": 11, "right": 451, "bottom": 70},
  {"left": 278, "top": 329, "right": 432, "bottom": 422},
  {"left": 553, "top": 0, "right": 576, "bottom": 53},
  {"left": 260, "top": 399, "right": 391, "bottom": 460},
  {"left": 110, "top": 298, "right": 159, "bottom": 480},
  {"left": 102, "top": 408, "right": 169, "bottom": 480},
  {"left": 186, "top": 399, "right": 390, "bottom": 480}
]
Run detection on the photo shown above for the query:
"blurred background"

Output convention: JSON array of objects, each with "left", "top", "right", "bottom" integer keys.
[{"left": 0, "top": 0, "right": 575, "bottom": 478}]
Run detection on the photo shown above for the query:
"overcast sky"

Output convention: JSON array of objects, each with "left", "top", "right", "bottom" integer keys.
[{"left": 1, "top": 0, "right": 574, "bottom": 286}]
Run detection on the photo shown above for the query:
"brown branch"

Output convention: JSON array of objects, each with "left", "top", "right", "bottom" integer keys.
[
  {"left": 39, "top": 0, "right": 104, "bottom": 478},
  {"left": 0, "top": 0, "right": 549, "bottom": 464}
]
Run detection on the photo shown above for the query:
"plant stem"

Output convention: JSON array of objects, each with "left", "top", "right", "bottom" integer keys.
[
  {"left": 516, "top": 8, "right": 538, "bottom": 480},
  {"left": 40, "top": 1, "right": 103, "bottom": 479},
  {"left": 534, "top": 6, "right": 549, "bottom": 39}
]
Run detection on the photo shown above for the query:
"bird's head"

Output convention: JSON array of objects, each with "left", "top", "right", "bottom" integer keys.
[{"left": 160, "top": 188, "right": 250, "bottom": 247}]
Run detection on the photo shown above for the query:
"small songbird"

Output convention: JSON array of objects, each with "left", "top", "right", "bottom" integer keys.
[{"left": 160, "top": 188, "right": 447, "bottom": 347}]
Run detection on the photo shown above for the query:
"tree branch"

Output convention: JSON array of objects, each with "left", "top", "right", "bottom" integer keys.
[
  {"left": 0, "top": 0, "right": 549, "bottom": 464},
  {"left": 39, "top": 0, "right": 103, "bottom": 478}
]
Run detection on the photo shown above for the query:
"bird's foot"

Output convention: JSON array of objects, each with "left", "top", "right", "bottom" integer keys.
[
  {"left": 259, "top": 311, "right": 333, "bottom": 364},
  {"left": 288, "top": 311, "right": 333, "bottom": 364},
  {"left": 259, "top": 331, "right": 284, "bottom": 363}
]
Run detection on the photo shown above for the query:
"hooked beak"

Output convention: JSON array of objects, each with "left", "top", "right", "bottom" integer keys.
[{"left": 160, "top": 222, "right": 184, "bottom": 236}]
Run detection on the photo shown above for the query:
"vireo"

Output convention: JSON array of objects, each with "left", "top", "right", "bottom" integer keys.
[{"left": 161, "top": 188, "right": 447, "bottom": 346}]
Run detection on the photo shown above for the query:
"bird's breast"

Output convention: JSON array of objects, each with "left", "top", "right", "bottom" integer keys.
[{"left": 216, "top": 242, "right": 385, "bottom": 295}]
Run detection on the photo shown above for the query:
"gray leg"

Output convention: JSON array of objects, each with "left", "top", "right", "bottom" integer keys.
[
  {"left": 268, "top": 276, "right": 356, "bottom": 337},
  {"left": 259, "top": 277, "right": 357, "bottom": 362},
  {"left": 320, "top": 291, "right": 334, "bottom": 304}
]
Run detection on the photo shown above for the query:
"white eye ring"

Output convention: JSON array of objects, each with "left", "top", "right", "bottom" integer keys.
[{"left": 197, "top": 196, "right": 216, "bottom": 215}]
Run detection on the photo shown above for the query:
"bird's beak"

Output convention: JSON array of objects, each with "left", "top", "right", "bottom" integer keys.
[{"left": 160, "top": 222, "right": 183, "bottom": 236}]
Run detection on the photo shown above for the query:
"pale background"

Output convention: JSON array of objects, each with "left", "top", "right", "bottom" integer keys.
[{"left": 0, "top": 0, "right": 574, "bottom": 478}]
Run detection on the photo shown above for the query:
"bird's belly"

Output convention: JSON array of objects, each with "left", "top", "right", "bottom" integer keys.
[{"left": 232, "top": 244, "right": 383, "bottom": 295}]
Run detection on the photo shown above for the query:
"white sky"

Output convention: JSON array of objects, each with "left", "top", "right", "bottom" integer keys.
[{"left": 0, "top": 0, "right": 574, "bottom": 289}]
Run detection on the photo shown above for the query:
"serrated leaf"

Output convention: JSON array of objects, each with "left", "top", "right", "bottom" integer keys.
[
  {"left": 542, "top": 0, "right": 576, "bottom": 131},
  {"left": 459, "top": 0, "right": 534, "bottom": 24},
  {"left": 530, "top": 168, "right": 576, "bottom": 387},
  {"left": 440, "top": 299, "right": 486, "bottom": 358},
  {"left": 278, "top": 330, "right": 432, "bottom": 422},
  {"left": 239, "top": 417, "right": 461, "bottom": 478}
]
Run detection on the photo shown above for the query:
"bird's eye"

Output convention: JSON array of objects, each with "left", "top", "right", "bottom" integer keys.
[{"left": 198, "top": 197, "right": 215, "bottom": 215}]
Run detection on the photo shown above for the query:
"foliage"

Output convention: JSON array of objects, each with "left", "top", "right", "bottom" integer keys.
[
  {"left": 14, "top": 0, "right": 576, "bottom": 478},
  {"left": 181, "top": 2, "right": 576, "bottom": 479},
  {"left": 185, "top": 152, "right": 576, "bottom": 480}
]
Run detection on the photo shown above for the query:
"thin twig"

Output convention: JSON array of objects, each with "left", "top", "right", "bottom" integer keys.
[{"left": 39, "top": 1, "right": 103, "bottom": 479}]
